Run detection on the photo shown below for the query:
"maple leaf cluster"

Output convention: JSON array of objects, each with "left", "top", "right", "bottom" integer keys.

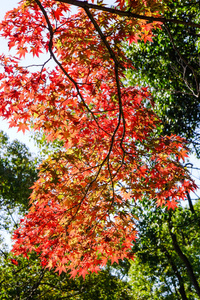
[{"left": 0, "top": 0, "right": 197, "bottom": 277}]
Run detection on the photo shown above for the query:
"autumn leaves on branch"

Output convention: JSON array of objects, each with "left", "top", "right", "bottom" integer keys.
[{"left": 0, "top": 0, "right": 197, "bottom": 277}]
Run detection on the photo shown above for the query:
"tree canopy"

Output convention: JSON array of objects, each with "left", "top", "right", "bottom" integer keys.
[
  {"left": 0, "top": 130, "right": 38, "bottom": 213},
  {"left": 126, "top": 0, "right": 200, "bottom": 156}
]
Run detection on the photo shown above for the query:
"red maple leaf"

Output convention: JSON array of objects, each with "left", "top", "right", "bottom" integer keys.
[
  {"left": 10, "top": 258, "right": 18, "bottom": 266},
  {"left": 17, "top": 47, "right": 27, "bottom": 58},
  {"left": 166, "top": 200, "right": 178, "bottom": 210}
]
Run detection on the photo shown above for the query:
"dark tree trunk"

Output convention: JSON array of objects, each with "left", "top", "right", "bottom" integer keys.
[
  {"left": 168, "top": 212, "right": 200, "bottom": 298},
  {"left": 163, "top": 246, "right": 188, "bottom": 300}
]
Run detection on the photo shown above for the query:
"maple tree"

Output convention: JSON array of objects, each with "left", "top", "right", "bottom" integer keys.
[{"left": 0, "top": 0, "right": 198, "bottom": 277}]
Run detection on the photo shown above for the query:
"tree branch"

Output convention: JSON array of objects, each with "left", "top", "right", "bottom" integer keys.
[
  {"left": 34, "top": 0, "right": 111, "bottom": 137},
  {"left": 84, "top": 6, "right": 121, "bottom": 68},
  {"left": 162, "top": 246, "right": 189, "bottom": 300},
  {"left": 55, "top": 0, "right": 200, "bottom": 29},
  {"left": 164, "top": 24, "right": 199, "bottom": 98},
  {"left": 168, "top": 212, "right": 200, "bottom": 298},
  {"left": 83, "top": 6, "right": 127, "bottom": 170}
]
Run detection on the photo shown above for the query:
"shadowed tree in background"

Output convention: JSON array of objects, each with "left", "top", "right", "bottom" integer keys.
[{"left": 126, "top": 0, "right": 200, "bottom": 155}]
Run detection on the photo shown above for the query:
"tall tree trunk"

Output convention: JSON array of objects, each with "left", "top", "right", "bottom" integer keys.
[
  {"left": 162, "top": 246, "right": 188, "bottom": 300},
  {"left": 185, "top": 191, "right": 195, "bottom": 214},
  {"left": 168, "top": 212, "right": 200, "bottom": 298},
  {"left": 185, "top": 191, "right": 200, "bottom": 228}
]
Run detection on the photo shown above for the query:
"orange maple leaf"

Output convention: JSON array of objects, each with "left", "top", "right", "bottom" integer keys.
[
  {"left": 17, "top": 47, "right": 27, "bottom": 58},
  {"left": 17, "top": 123, "right": 29, "bottom": 134}
]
